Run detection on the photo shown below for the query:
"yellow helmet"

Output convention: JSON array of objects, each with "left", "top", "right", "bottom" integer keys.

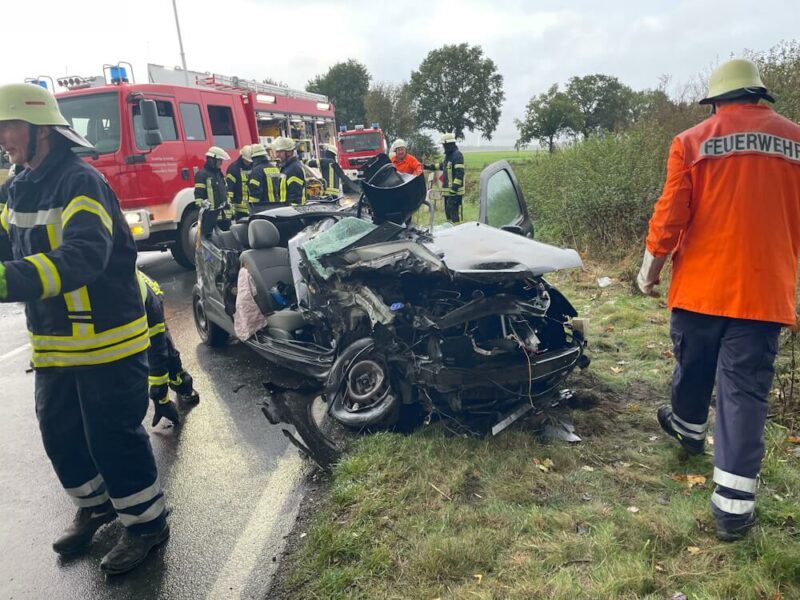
[
  {"left": 272, "top": 136, "right": 296, "bottom": 152},
  {"left": 0, "top": 82, "right": 93, "bottom": 148},
  {"left": 206, "top": 146, "right": 231, "bottom": 160},
  {"left": 240, "top": 144, "right": 253, "bottom": 161},
  {"left": 390, "top": 139, "right": 407, "bottom": 153},
  {"left": 700, "top": 58, "right": 774, "bottom": 104},
  {"left": 250, "top": 143, "right": 267, "bottom": 158},
  {"left": 439, "top": 132, "right": 457, "bottom": 144}
]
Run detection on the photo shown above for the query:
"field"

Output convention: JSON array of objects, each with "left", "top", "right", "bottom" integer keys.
[
  {"left": 462, "top": 149, "right": 537, "bottom": 170},
  {"left": 274, "top": 263, "right": 800, "bottom": 600}
]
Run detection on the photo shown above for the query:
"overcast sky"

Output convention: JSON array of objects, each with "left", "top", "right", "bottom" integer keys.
[{"left": 6, "top": 0, "right": 798, "bottom": 146}]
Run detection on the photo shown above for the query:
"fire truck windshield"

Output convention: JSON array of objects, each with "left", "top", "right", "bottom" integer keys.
[
  {"left": 339, "top": 132, "right": 382, "bottom": 153},
  {"left": 57, "top": 92, "right": 120, "bottom": 155}
]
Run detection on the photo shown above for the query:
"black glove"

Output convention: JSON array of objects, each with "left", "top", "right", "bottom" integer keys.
[
  {"left": 152, "top": 399, "right": 180, "bottom": 427},
  {"left": 423, "top": 163, "right": 436, "bottom": 171}
]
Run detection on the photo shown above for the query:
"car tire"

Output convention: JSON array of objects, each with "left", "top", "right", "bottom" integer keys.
[
  {"left": 171, "top": 208, "right": 198, "bottom": 270},
  {"left": 193, "top": 286, "right": 229, "bottom": 347}
]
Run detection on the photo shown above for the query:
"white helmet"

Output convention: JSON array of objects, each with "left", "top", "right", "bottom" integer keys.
[
  {"left": 206, "top": 146, "right": 230, "bottom": 160},
  {"left": 439, "top": 132, "right": 457, "bottom": 144},
  {"left": 272, "top": 136, "right": 296, "bottom": 152},
  {"left": 240, "top": 144, "right": 253, "bottom": 161},
  {"left": 320, "top": 142, "right": 338, "bottom": 157},
  {"left": 390, "top": 139, "right": 407, "bottom": 153},
  {"left": 250, "top": 143, "right": 268, "bottom": 158}
]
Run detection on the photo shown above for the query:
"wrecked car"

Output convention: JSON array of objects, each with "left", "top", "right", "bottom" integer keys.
[{"left": 192, "top": 156, "right": 589, "bottom": 467}]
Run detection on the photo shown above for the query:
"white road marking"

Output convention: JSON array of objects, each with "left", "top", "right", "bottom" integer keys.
[
  {"left": 0, "top": 343, "right": 30, "bottom": 363},
  {"left": 207, "top": 448, "right": 305, "bottom": 600}
]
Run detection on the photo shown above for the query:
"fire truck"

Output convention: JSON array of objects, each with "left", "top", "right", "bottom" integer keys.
[
  {"left": 41, "top": 62, "right": 338, "bottom": 268},
  {"left": 337, "top": 124, "right": 386, "bottom": 173}
]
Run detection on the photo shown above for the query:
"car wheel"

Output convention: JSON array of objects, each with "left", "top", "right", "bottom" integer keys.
[
  {"left": 193, "top": 287, "right": 229, "bottom": 347},
  {"left": 171, "top": 208, "right": 199, "bottom": 270}
]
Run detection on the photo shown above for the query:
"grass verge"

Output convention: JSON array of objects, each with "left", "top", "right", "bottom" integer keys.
[{"left": 273, "top": 264, "right": 800, "bottom": 600}]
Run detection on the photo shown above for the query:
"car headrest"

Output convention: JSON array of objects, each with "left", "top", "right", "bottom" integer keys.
[
  {"left": 231, "top": 223, "right": 249, "bottom": 247},
  {"left": 248, "top": 219, "right": 280, "bottom": 249}
]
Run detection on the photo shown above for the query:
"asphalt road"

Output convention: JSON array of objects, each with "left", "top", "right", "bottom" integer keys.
[{"left": 0, "top": 251, "right": 308, "bottom": 600}]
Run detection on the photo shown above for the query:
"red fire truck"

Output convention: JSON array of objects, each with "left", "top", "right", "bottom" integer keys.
[
  {"left": 45, "top": 63, "right": 337, "bottom": 268},
  {"left": 337, "top": 124, "right": 386, "bottom": 173}
]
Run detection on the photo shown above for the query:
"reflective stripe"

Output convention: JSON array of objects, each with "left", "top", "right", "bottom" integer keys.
[
  {"left": 225, "top": 173, "right": 236, "bottom": 182},
  {"left": 32, "top": 328, "right": 150, "bottom": 368},
  {"left": 112, "top": 477, "right": 162, "bottom": 510},
  {"left": 149, "top": 373, "right": 169, "bottom": 386},
  {"left": 46, "top": 223, "right": 62, "bottom": 249},
  {"left": 286, "top": 176, "right": 304, "bottom": 186},
  {"left": 714, "top": 467, "right": 757, "bottom": 494},
  {"left": 7, "top": 207, "right": 63, "bottom": 228},
  {"left": 453, "top": 163, "right": 465, "bottom": 169},
  {"left": 671, "top": 421, "right": 706, "bottom": 441},
  {"left": 207, "top": 177, "right": 215, "bottom": 206},
  {"left": 64, "top": 473, "right": 104, "bottom": 497},
  {"left": 671, "top": 413, "right": 707, "bottom": 433},
  {"left": 73, "top": 491, "right": 110, "bottom": 508},
  {"left": 0, "top": 204, "right": 8, "bottom": 232},
  {"left": 249, "top": 179, "right": 261, "bottom": 187},
  {"left": 711, "top": 492, "right": 755, "bottom": 515},
  {"left": 32, "top": 315, "right": 147, "bottom": 350},
  {"left": 452, "top": 179, "right": 463, "bottom": 185},
  {"left": 149, "top": 323, "right": 166, "bottom": 338},
  {"left": 195, "top": 183, "right": 207, "bottom": 189},
  {"left": 117, "top": 496, "right": 166, "bottom": 527},
  {"left": 62, "top": 195, "right": 113, "bottom": 234},
  {"left": 24, "top": 254, "right": 62, "bottom": 298}
]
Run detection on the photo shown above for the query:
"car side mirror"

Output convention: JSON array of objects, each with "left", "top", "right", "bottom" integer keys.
[
  {"left": 139, "top": 99, "right": 163, "bottom": 148},
  {"left": 501, "top": 224, "right": 524, "bottom": 236}
]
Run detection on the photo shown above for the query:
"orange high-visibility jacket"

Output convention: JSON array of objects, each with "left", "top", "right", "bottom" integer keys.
[
  {"left": 392, "top": 153, "right": 423, "bottom": 176},
  {"left": 646, "top": 104, "right": 800, "bottom": 325}
]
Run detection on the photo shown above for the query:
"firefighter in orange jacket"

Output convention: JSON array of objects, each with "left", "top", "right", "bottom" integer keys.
[
  {"left": 390, "top": 139, "right": 423, "bottom": 176},
  {"left": 638, "top": 59, "right": 800, "bottom": 541}
]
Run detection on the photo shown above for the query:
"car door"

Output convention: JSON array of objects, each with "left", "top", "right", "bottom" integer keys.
[{"left": 478, "top": 160, "right": 533, "bottom": 237}]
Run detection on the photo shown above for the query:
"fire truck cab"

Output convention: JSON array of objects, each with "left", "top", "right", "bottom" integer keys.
[
  {"left": 337, "top": 124, "right": 386, "bottom": 174},
  {"left": 49, "top": 63, "right": 337, "bottom": 269}
]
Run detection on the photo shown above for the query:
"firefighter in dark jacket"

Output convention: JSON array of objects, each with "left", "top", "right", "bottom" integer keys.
[
  {"left": 247, "top": 142, "right": 283, "bottom": 211},
  {"left": 195, "top": 146, "right": 233, "bottom": 233},
  {"left": 138, "top": 270, "right": 199, "bottom": 428},
  {"left": 273, "top": 136, "right": 306, "bottom": 204},
  {"left": 426, "top": 133, "right": 465, "bottom": 222},
  {"left": 0, "top": 83, "right": 167, "bottom": 574},
  {"left": 225, "top": 144, "right": 253, "bottom": 218},
  {"left": 305, "top": 143, "right": 344, "bottom": 196}
]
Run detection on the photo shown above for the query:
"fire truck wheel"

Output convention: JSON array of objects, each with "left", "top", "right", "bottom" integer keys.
[{"left": 172, "top": 208, "right": 199, "bottom": 269}]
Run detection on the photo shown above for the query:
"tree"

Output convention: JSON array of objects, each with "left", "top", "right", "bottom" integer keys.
[
  {"left": 262, "top": 77, "right": 288, "bottom": 88},
  {"left": 307, "top": 60, "right": 371, "bottom": 129},
  {"left": 364, "top": 82, "right": 417, "bottom": 142},
  {"left": 566, "top": 74, "right": 634, "bottom": 137},
  {"left": 515, "top": 84, "right": 582, "bottom": 153},
  {"left": 409, "top": 43, "right": 505, "bottom": 140},
  {"left": 406, "top": 132, "right": 437, "bottom": 163},
  {"left": 747, "top": 40, "right": 800, "bottom": 123}
]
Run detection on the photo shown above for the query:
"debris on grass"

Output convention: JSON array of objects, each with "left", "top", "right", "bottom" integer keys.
[
  {"left": 671, "top": 474, "right": 707, "bottom": 488},
  {"left": 686, "top": 546, "right": 701, "bottom": 555},
  {"left": 627, "top": 506, "right": 640, "bottom": 514},
  {"left": 534, "top": 458, "right": 555, "bottom": 472}
]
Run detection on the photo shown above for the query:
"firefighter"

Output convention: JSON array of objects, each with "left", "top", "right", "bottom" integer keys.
[
  {"left": 225, "top": 144, "right": 253, "bottom": 219},
  {"left": 138, "top": 270, "right": 199, "bottom": 428},
  {"left": 273, "top": 136, "right": 305, "bottom": 204},
  {"left": 425, "top": 133, "right": 465, "bottom": 222},
  {"left": 390, "top": 139, "right": 423, "bottom": 176},
  {"left": 195, "top": 146, "right": 233, "bottom": 234},
  {"left": 247, "top": 142, "right": 283, "bottom": 210},
  {"left": 305, "top": 143, "right": 345, "bottom": 196},
  {"left": 637, "top": 59, "right": 800, "bottom": 541},
  {"left": 0, "top": 83, "right": 168, "bottom": 573}
]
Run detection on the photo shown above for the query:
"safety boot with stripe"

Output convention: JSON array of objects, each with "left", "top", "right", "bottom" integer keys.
[
  {"left": 716, "top": 512, "right": 757, "bottom": 542},
  {"left": 100, "top": 524, "right": 170, "bottom": 575},
  {"left": 52, "top": 502, "right": 117, "bottom": 555},
  {"left": 657, "top": 406, "right": 705, "bottom": 455}
]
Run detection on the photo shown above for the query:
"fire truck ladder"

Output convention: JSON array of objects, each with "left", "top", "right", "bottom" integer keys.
[{"left": 196, "top": 74, "right": 329, "bottom": 103}]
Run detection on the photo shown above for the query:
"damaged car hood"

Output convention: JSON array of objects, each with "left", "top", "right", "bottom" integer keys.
[{"left": 427, "top": 222, "right": 582, "bottom": 276}]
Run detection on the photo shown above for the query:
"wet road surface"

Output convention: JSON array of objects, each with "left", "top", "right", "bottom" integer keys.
[{"left": 0, "top": 252, "right": 308, "bottom": 600}]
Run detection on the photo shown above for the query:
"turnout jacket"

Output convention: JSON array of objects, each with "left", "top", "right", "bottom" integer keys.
[
  {"left": 0, "top": 145, "right": 148, "bottom": 369},
  {"left": 646, "top": 103, "right": 800, "bottom": 325},
  {"left": 305, "top": 157, "right": 343, "bottom": 195},
  {"left": 248, "top": 156, "right": 283, "bottom": 204},
  {"left": 429, "top": 147, "right": 465, "bottom": 196},
  {"left": 280, "top": 156, "right": 306, "bottom": 204},
  {"left": 138, "top": 270, "right": 170, "bottom": 396},
  {"left": 225, "top": 156, "right": 251, "bottom": 215},
  {"left": 194, "top": 163, "right": 233, "bottom": 217}
]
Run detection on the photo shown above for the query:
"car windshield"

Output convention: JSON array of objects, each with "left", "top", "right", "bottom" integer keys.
[
  {"left": 57, "top": 92, "right": 120, "bottom": 155},
  {"left": 339, "top": 132, "right": 381, "bottom": 153}
]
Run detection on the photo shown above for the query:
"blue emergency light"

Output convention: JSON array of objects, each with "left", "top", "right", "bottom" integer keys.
[
  {"left": 338, "top": 125, "right": 347, "bottom": 132},
  {"left": 32, "top": 80, "right": 49, "bottom": 90},
  {"left": 109, "top": 66, "right": 129, "bottom": 84},
  {"left": 371, "top": 123, "right": 380, "bottom": 129}
]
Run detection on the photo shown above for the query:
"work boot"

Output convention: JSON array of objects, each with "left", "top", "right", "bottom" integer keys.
[
  {"left": 716, "top": 513, "right": 757, "bottom": 542},
  {"left": 656, "top": 406, "right": 705, "bottom": 455},
  {"left": 52, "top": 503, "right": 116, "bottom": 556},
  {"left": 100, "top": 524, "right": 170, "bottom": 575},
  {"left": 178, "top": 390, "right": 200, "bottom": 405}
]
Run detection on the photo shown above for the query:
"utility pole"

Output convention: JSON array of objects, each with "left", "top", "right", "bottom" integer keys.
[{"left": 171, "top": 0, "right": 190, "bottom": 86}]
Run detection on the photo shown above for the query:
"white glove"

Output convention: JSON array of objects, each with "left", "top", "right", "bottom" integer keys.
[{"left": 636, "top": 249, "right": 666, "bottom": 297}]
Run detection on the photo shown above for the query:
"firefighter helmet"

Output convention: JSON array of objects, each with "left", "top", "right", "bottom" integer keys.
[
  {"left": 240, "top": 144, "right": 253, "bottom": 161},
  {"left": 0, "top": 82, "right": 93, "bottom": 148},
  {"left": 390, "top": 138, "right": 407, "bottom": 153},
  {"left": 272, "top": 136, "right": 296, "bottom": 152},
  {"left": 250, "top": 143, "right": 267, "bottom": 158},
  {"left": 205, "top": 146, "right": 230, "bottom": 160},
  {"left": 439, "top": 132, "right": 457, "bottom": 144},
  {"left": 700, "top": 58, "right": 774, "bottom": 104},
  {"left": 320, "top": 142, "right": 338, "bottom": 157}
]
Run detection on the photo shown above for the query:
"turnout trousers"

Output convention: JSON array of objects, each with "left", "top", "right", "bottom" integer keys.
[
  {"left": 35, "top": 351, "right": 166, "bottom": 534},
  {"left": 669, "top": 308, "right": 781, "bottom": 526},
  {"left": 444, "top": 195, "right": 463, "bottom": 223}
]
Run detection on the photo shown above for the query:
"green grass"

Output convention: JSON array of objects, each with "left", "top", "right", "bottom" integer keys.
[
  {"left": 462, "top": 149, "right": 537, "bottom": 170},
  {"left": 278, "top": 263, "right": 800, "bottom": 600}
]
